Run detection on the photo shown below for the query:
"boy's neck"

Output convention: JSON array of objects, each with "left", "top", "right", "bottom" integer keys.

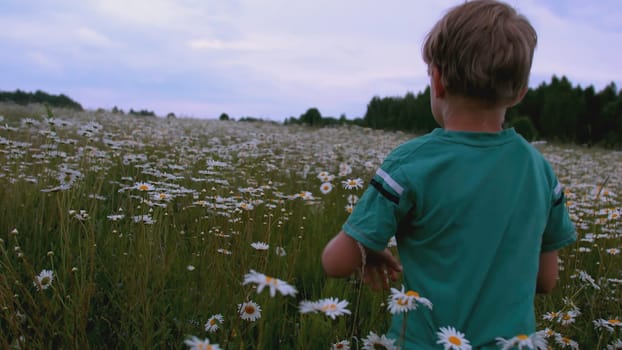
[{"left": 439, "top": 96, "right": 505, "bottom": 133}]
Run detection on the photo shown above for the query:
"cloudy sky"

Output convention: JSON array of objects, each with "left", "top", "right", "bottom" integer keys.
[{"left": 1, "top": 0, "right": 621, "bottom": 121}]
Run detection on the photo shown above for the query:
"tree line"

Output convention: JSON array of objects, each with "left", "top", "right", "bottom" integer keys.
[
  {"left": 0, "top": 89, "right": 83, "bottom": 110},
  {"left": 288, "top": 76, "right": 622, "bottom": 148}
]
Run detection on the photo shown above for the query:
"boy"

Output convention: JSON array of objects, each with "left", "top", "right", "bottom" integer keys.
[{"left": 321, "top": 0, "right": 576, "bottom": 348}]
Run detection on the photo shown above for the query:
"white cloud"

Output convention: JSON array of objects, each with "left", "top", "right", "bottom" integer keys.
[{"left": 75, "top": 27, "right": 116, "bottom": 48}]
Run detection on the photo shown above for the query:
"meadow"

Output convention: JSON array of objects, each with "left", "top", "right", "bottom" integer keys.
[{"left": 0, "top": 103, "right": 620, "bottom": 349}]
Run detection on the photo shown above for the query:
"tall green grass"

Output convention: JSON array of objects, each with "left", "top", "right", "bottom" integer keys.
[{"left": 0, "top": 104, "right": 620, "bottom": 349}]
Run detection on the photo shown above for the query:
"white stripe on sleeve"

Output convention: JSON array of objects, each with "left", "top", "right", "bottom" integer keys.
[
  {"left": 376, "top": 168, "right": 404, "bottom": 196},
  {"left": 554, "top": 182, "right": 562, "bottom": 196}
]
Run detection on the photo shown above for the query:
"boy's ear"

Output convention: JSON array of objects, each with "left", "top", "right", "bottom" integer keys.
[
  {"left": 510, "top": 87, "right": 528, "bottom": 107},
  {"left": 431, "top": 65, "right": 446, "bottom": 98}
]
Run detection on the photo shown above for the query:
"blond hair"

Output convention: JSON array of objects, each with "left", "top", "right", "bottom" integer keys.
[{"left": 423, "top": 0, "right": 537, "bottom": 105}]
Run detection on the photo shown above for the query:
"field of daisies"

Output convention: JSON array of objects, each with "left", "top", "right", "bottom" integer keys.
[{"left": 0, "top": 103, "right": 620, "bottom": 350}]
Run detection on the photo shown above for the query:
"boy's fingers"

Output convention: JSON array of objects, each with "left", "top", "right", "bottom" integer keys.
[{"left": 380, "top": 249, "right": 402, "bottom": 272}]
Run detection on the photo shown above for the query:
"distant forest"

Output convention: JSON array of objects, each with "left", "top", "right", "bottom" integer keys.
[
  {"left": 287, "top": 75, "right": 622, "bottom": 148},
  {"left": 3, "top": 76, "right": 622, "bottom": 148},
  {"left": 0, "top": 90, "right": 157, "bottom": 117},
  {"left": 0, "top": 89, "right": 83, "bottom": 110}
]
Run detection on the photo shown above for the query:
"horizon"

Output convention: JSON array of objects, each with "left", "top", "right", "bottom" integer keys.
[{"left": 1, "top": 72, "right": 618, "bottom": 121}]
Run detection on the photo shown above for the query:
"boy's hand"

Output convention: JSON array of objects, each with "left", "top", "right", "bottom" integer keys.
[{"left": 362, "top": 248, "right": 402, "bottom": 291}]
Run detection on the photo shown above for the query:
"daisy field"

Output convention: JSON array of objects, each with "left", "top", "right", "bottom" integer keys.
[{"left": 0, "top": 103, "right": 620, "bottom": 349}]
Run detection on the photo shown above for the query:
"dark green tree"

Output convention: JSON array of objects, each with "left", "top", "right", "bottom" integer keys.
[{"left": 299, "top": 107, "right": 322, "bottom": 126}]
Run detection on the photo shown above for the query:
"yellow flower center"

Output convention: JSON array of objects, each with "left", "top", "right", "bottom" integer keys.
[
  {"left": 159, "top": 193, "right": 167, "bottom": 199},
  {"left": 40, "top": 277, "right": 50, "bottom": 285},
  {"left": 335, "top": 344, "right": 344, "bottom": 349},
  {"left": 448, "top": 336, "right": 462, "bottom": 345},
  {"left": 562, "top": 314, "right": 571, "bottom": 320},
  {"left": 209, "top": 319, "right": 217, "bottom": 326},
  {"left": 516, "top": 334, "right": 529, "bottom": 340},
  {"left": 321, "top": 304, "right": 337, "bottom": 312},
  {"left": 406, "top": 291, "right": 420, "bottom": 298},
  {"left": 244, "top": 305, "right": 255, "bottom": 314},
  {"left": 608, "top": 319, "right": 621, "bottom": 325},
  {"left": 397, "top": 298, "right": 408, "bottom": 306},
  {"left": 139, "top": 184, "right": 150, "bottom": 191}
]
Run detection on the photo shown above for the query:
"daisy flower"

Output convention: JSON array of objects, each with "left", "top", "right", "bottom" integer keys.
[
  {"left": 331, "top": 340, "right": 350, "bottom": 350},
  {"left": 558, "top": 310, "right": 579, "bottom": 325},
  {"left": 436, "top": 326, "right": 472, "bottom": 350},
  {"left": 298, "top": 300, "right": 318, "bottom": 314},
  {"left": 317, "top": 297, "right": 351, "bottom": 319},
  {"left": 606, "top": 339, "right": 622, "bottom": 350},
  {"left": 238, "top": 201, "right": 254, "bottom": 210},
  {"left": 242, "top": 269, "right": 298, "bottom": 297},
  {"left": 184, "top": 336, "right": 222, "bottom": 350},
  {"left": 204, "top": 314, "right": 224, "bottom": 333},
  {"left": 555, "top": 334, "right": 578, "bottom": 349},
  {"left": 318, "top": 172, "right": 335, "bottom": 182},
  {"left": 594, "top": 318, "right": 622, "bottom": 332},
  {"left": 542, "top": 311, "right": 560, "bottom": 321},
  {"left": 606, "top": 248, "right": 620, "bottom": 255},
  {"left": 342, "top": 178, "right": 364, "bottom": 190},
  {"left": 298, "top": 191, "right": 314, "bottom": 201},
  {"left": 238, "top": 301, "right": 262, "bottom": 322},
  {"left": 299, "top": 298, "right": 351, "bottom": 319},
  {"left": 345, "top": 204, "right": 354, "bottom": 213},
  {"left": 540, "top": 328, "right": 558, "bottom": 339},
  {"left": 319, "top": 182, "right": 333, "bottom": 194},
  {"left": 338, "top": 163, "right": 352, "bottom": 176},
  {"left": 134, "top": 182, "right": 154, "bottom": 191},
  {"left": 250, "top": 241, "right": 269, "bottom": 250},
  {"left": 107, "top": 214, "right": 125, "bottom": 221},
  {"left": 152, "top": 192, "right": 171, "bottom": 202},
  {"left": 577, "top": 269, "right": 600, "bottom": 290},
  {"left": 347, "top": 194, "right": 359, "bottom": 204},
  {"left": 34, "top": 269, "right": 54, "bottom": 291},
  {"left": 361, "top": 331, "right": 398, "bottom": 350},
  {"left": 217, "top": 248, "right": 232, "bottom": 255},
  {"left": 495, "top": 332, "right": 547, "bottom": 350},
  {"left": 317, "top": 171, "right": 330, "bottom": 180},
  {"left": 387, "top": 285, "right": 433, "bottom": 314}
]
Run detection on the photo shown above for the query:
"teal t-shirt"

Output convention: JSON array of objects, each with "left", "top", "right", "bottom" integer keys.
[{"left": 343, "top": 128, "right": 576, "bottom": 349}]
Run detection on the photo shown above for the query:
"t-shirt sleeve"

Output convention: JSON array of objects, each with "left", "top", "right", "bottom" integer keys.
[
  {"left": 541, "top": 179, "right": 577, "bottom": 252},
  {"left": 342, "top": 157, "right": 414, "bottom": 251}
]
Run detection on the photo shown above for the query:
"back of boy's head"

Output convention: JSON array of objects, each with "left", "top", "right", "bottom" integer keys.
[{"left": 423, "top": 0, "right": 537, "bottom": 106}]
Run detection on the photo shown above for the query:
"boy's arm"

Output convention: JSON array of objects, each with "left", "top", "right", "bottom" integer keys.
[
  {"left": 536, "top": 250, "right": 559, "bottom": 294},
  {"left": 322, "top": 231, "right": 402, "bottom": 290},
  {"left": 322, "top": 231, "right": 363, "bottom": 277}
]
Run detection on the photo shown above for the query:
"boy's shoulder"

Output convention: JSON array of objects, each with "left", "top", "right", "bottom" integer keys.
[
  {"left": 385, "top": 129, "right": 441, "bottom": 160},
  {"left": 385, "top": 128, "right": 555, "bottom": 173}
]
